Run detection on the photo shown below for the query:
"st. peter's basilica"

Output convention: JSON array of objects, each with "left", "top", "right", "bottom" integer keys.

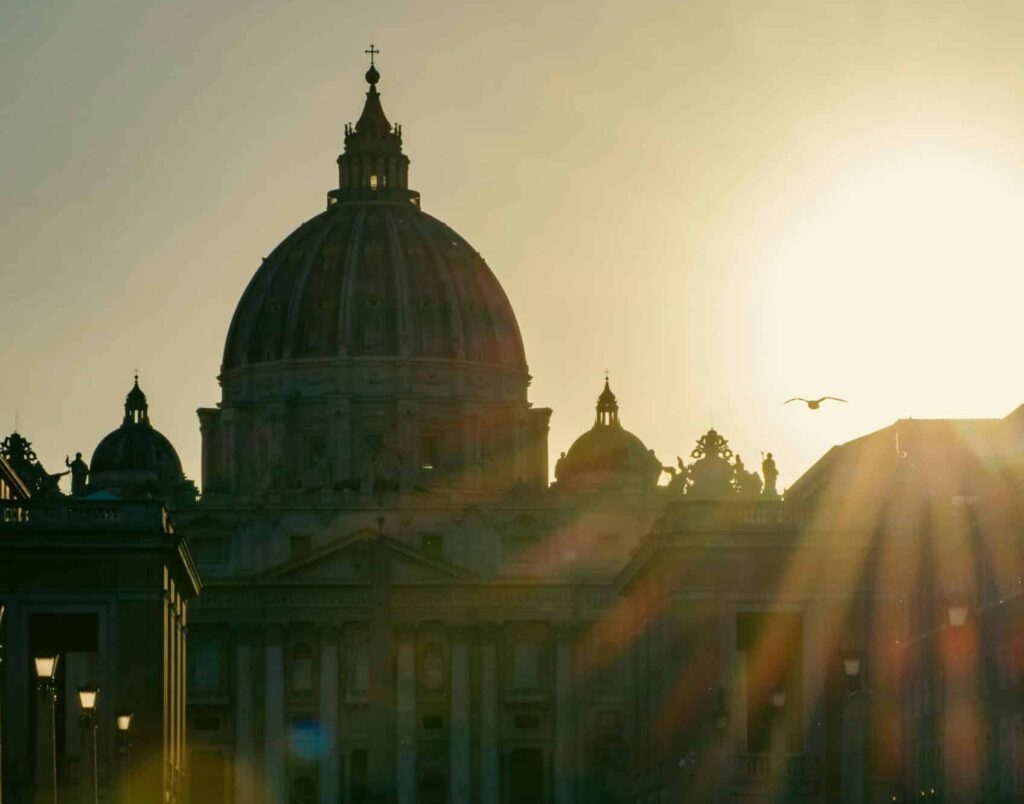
[{"left": 2, "top": 57, "right": 1024, "bottom": 804}]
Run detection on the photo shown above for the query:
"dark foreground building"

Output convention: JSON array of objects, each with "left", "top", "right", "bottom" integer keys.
[{"left": 2, "top": 57, "right": 1024, "bottom": 804}]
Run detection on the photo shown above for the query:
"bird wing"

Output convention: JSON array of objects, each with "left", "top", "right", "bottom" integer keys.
[
  {"left": 820, "top": 397, "right": 847, "bottom": 403},
  {"left": 783, "top": 398, "right": 807, "bottom": 405}
]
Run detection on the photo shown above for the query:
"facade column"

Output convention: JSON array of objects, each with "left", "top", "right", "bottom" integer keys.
[
  {"left": 395, "top": 627, "right": 417, "bottom": 803},
  {"left": 318, "top": 627, "right": 341, "bottom": 804},
  {"left": 265, "top": 625, "right": 286, "bottom": 804},
  {"left": 554, "top": 623, "right": 576, "bottom": 804},
  {"left": 722, "top": 603, "right": 746, "bottom": 751},
  {"left": 479, "top": 625, "right": 499, "bottom": 804},
  {"left": 234, "top": 628, "right": 255, "bottom": 804},
  {"left": 450, "top": 629, "right": 471, "bottom": 804}
]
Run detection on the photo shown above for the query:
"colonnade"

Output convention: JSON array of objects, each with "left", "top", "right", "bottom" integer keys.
[{"left": 225, "top": 622, "right": 581, "bottom": 804}]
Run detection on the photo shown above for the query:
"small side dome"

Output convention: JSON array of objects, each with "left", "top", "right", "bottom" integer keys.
[
  {"left": 554, "top": 379, "right": 662, "bottom": 492},
  {"left": 89, "top": 377, "right": 196, "bottom": 503}
]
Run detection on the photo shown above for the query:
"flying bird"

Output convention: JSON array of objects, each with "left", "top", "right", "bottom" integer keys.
[{"left": 783, "top": 396, "right": 847, "bottom": 410}]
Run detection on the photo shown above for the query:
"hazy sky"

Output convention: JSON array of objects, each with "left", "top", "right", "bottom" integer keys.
[{"left": 4, "top": 0, "right": 1024, "bottom": 490}]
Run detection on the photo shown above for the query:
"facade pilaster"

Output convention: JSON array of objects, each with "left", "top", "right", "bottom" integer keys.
[
  {"left": 395, "top": 625, "right": 417, "bottom": 803},
  {"left": 450, "top": 628, "right": 471, "bottom": 804},
  {"left": 318, "top": 626, "right": 341, "bottom": 804},
  {"left": 234, "top": 627, "right": 255, "bottom": 804},
  {"left": 478, "top": 623, "right": 500, "bottom": 804},
  {"left": 554, "top": 623, "right": 577, "bottom": 804},
  {"left": 264, "top": 625, "right": 286, "bottom": 804}
]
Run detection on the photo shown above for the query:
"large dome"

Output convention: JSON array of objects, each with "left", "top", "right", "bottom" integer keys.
[
  {"left": 222, "top": 204, "right": 525, "bottom": 371},
  {"left": 221, "top": 63, "right": 525, "bottom": 374},
  {"left": 198, "top": 61, "right": 551, "bottom": 499}
]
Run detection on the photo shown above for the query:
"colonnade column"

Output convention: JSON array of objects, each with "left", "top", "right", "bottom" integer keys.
[
  {"left": 479, "top": 624, "right": 500, "bottom": 804},
  {"left": 554, "top": 623, "right": 577, "bottom": 804},
  {"left": 234, "top": 628, "right": 255, "bottom": 804},
  {"left": 450, "top": 629, "right": 471, "bottom": 804},
  {"left": 395, "top": 626, "right": 417, "bottom": 803},
  {"left": 319, "top": 627, "right": 341, "bottom": 804},
  {"left": 264, "top": 625, "right": 286, "bottom": 804}
]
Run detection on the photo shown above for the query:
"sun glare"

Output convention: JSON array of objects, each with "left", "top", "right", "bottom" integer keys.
[{"left": 749, "top": 142, "right": 1024, "bottom": 418}]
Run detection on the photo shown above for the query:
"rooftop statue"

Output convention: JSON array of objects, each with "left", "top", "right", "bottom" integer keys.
[
  {"left": 731, "top": 454, "right": 763, "bottom": 499},
  {"left": 1, "top": 432, "right": 66, "bottom": 498},
  {"left": 761, "top": 452, "right": 779, "bottom": 498},
  {"left": 65, "top": 452, "right": 89, "bottom": 497}
]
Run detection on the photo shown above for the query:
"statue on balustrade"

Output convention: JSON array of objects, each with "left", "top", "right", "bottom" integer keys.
[
  {"left": 761, "top": 452, "right": 779, "bottom": 498},
  {"left": 65, "top": 452, "right": 89, "bottom": 497}
]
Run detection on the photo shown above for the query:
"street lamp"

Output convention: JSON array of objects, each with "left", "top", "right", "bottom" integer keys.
[
  {"left": 116, "top": 711, "right": 133, "bottom": 783},
  {"left": 34, "top": 655, "right": 59, "bottom": 804},
  {"left": 946, "top": 602, "right": 969, "bottom": 628},
  {"left": 77, "top": 686, "right": 99, "bottom": 804},
  {"left": 843, "top": 654, "right": 862, "bottom": 680}
]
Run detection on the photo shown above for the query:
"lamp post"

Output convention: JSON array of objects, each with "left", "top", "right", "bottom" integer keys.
[
  {"left": 841, "top": 652, "right": 867, "bottom": 804},
  {"left": 77, "top": 686, "right": 99, "bottom": 804},
  {"left": 116, "top": 711, "right": 132, "bottom": 797},
  {"left": 33, "top": 655, "right": 59, "bottom": 804},
  {"left": 943, "top": 595, "right": 972, "bottom": 804},
  {"left": 770, "top": 688, "right": 787, "bottom": 789}
]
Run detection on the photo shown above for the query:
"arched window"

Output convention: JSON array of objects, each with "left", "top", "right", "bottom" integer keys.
[
  {"left": 290, "top": 643, "right": 314, "bottom": 695},
  {"left": 422, "top": 643, "right": 445, "bottom": 692}
]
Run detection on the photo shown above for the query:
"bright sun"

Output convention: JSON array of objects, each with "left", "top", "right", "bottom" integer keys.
[{"left": 747, "top": 141, "right": 1024, "bottom": 421}]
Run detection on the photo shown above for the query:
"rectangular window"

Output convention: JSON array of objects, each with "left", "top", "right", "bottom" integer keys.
[
  {"left": 290, "top": 534, "right": 311, "bottom": 558},
  {"left": 369, "top": 174, "right": 378, "bottom": 189},
  {"left": 421, "top": 533, "right": 444, "bottom": 558},
  {"left": 512, "top": 641, "right": 542, "bottom": 689},
  {"left": 306, "top": 432, "right": 326, "bottom": 468},
  {"left": 192, "top": 641, "right": 223, "bottom": 693},
  {"left": 420, "top": 435, "right": 439, "bottom": 470}
]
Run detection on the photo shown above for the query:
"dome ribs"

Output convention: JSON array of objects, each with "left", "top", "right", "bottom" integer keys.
[
  {"left": 223, "top": 204, "right": 526, "bottom": 371},
  {"left": 283, "top": 210, "right": 345, "bottom": 359},
  {"left": 336, "top": 207, "right": 368, "bottom": 356},
  {"left": 407, "top": 211, "right": 467, "bottom": 361},
  {"left": 382, "top": 207, "right": 414, "bottom": 357}
]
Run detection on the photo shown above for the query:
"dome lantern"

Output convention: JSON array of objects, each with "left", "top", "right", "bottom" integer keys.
[
  {"left": 329, "top": 48, "right": 420, "bottom": 208},
  {"left": 595, "top": 376, "right": 620, "bottom": 427},
  {"left": 124, "top": 374, "right": 149, "bottom": 425}
]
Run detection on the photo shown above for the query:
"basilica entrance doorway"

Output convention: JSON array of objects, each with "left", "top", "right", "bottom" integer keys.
[{"left": 508, "top": 748, "right": 545, "bottom": 803}]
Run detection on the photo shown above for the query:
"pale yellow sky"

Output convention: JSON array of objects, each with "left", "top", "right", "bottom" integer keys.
[{"left": 3, "top": 0, "right": 1024, "bottom": 490}]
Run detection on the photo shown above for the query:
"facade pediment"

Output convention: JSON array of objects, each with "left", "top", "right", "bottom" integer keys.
[{"left": 262, "top": 530, "right": 477, "bottom": 584}]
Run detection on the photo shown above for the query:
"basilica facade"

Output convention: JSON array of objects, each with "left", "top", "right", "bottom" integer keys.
[{"left": 4, "top": 57, "right": 1024, "bottom": 804}]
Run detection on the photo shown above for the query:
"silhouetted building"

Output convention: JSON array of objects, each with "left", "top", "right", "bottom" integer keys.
[
  {"left": 0, "top": 498, "right": 200, "bottom": 804},
  {"left": 5, "top": 55, "right": 1024, "bottom": 804}
]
